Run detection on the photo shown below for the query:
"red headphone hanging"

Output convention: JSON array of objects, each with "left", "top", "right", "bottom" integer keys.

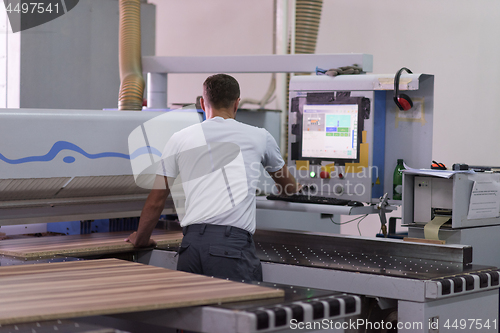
[{"left": 394, "top": 67, "right": 414, "bottom": 111}]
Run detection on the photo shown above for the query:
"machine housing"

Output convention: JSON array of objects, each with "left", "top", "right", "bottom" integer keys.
[{"left": 287, "top": 73, "right": 434, "bottom": 203}]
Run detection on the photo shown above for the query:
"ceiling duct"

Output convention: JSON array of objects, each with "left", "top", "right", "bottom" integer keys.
[
  {"left": 118, "top": 0, "right": 145, "bottom": 111},
  {"left": 295, "top": 0, "right": 323, "bottom": 54}
]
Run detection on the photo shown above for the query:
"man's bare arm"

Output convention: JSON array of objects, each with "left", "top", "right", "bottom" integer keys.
[
  {"left": 125, "top": 176, "right": 170, "bottom": 247},
  {"left": 268, "top": 165, "right": 302, "bottom": 195}
]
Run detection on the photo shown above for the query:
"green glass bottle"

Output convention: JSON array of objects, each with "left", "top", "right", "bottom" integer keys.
[{"left": 393, "top": 159, "right": 404, "bottom": 200}]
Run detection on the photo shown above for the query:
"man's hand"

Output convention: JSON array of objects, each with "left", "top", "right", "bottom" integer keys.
[
  {"left": 124, "top": 176, "right": 169, "bottom": 248},
  {"left": 125, "top": 231, "right": 157, "bottom": 248},
  {"left": 268, "top": 165, "right": 302, "bottom": 196}
]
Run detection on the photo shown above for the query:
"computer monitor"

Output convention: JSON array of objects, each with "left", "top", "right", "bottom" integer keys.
[{"left": 300, "top": 103, "right": 361, "bottom": 164}]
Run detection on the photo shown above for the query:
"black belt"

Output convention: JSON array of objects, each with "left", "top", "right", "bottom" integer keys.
[{"left": 182, "top": 223, "right": 252, "bottom": 238}]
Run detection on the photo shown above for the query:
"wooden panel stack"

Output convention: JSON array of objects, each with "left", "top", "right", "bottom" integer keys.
[
  {"left": 0, "top": 230, "right": 183, "bottom": 259},
  {"left": 0, "top": 258, "right": 284, "bottom": 325}
]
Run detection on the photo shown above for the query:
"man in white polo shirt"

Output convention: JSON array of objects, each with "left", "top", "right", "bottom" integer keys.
[{"left": 126, "top": 74, "right": 300, "bottom": 281}]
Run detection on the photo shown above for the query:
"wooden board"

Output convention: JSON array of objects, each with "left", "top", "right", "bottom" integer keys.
[
  {"left": 0, "top": 230, "right": 183, "bottom": 259},
  {"left": 403, "top": 237, "right": 446, "bottom": 245},
  {"left": 0, "top": 258, "right": 284, "bottom": 325}
]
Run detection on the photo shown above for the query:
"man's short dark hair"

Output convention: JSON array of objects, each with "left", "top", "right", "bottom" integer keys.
[{"left": 203, "top": 74, "right": 240, "bottom": 109}]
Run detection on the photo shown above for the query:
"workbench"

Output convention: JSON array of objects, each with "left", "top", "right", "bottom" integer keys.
[{"left": 144, "top": 229, "right": 500, "bottom": 333}]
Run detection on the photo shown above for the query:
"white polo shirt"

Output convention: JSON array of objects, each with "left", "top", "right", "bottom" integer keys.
[{"left": 157, "top": 116, "right": 284, "bottom": 234}]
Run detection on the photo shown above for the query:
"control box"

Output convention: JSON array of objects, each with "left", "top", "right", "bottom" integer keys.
[{"left": 287, "top": 74, "right": 434, "bottom": 202}]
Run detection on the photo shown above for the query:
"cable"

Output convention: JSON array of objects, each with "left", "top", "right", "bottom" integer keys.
[
  {"left": 239, "top": 73, "right": 277, "bottom": 109},
  {"left": 357, "top": 215, "right": 369, "bottom": 236},
  {"left": 330, "top": 214, "right": 368, "bottom": 225}
]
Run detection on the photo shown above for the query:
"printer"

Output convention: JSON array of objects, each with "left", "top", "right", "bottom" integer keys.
[{"left": 402, "top": 170, "right": 500, "bottom": 266}]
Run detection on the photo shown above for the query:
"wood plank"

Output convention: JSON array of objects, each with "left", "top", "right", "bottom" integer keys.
[
  {"left": 0, "top": 230, "right": 183, "bottom": 259},
  {"left": 403, "top": 237, "right": 446, "bottom": 245},
  {"left": 0, "top": 258, "right": 284, "bottom": 325}
]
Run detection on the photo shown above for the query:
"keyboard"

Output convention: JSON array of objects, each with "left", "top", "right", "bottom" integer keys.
[{"left": 266, "top": 194, "right": 351, "bottom": 206}]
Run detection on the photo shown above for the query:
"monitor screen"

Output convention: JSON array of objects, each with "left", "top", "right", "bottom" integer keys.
[{"left": 301, "top": 104, "right": 360, "bottom": 162}]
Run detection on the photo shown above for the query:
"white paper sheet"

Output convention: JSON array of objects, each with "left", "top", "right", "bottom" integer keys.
[
  {"left": 402, "top": 163, "right": 474, "bottom": 179},
  {"left": 467, "top": 181, "right": 500, "bottom": 219}
]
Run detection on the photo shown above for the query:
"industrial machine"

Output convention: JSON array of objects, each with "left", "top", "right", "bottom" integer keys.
[
  {"left": 1, "top": 2, "right": 498, "bottom": 327},
  {"left": 1, "top": 58, "right": 499, "bottom": 332},
  {"left": 3, "top": 0, "right": 496, "bottom": 331}
]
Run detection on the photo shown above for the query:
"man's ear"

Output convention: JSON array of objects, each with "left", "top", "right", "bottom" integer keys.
[
  {"left": 200, "top": 97, "right": 207, "bottom": 112},
  {"left": 233, "top": 98, "right": 240, "bottom": 115}
]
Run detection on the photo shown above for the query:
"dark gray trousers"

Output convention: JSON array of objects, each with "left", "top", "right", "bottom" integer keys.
[{"left": 177, "top": 224, "right": 263, "bottom": 282}]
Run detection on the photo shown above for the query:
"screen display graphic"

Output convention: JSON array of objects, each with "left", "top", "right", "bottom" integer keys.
[{"left": 301, "top": 104, "right": 359, "bottom": 161}]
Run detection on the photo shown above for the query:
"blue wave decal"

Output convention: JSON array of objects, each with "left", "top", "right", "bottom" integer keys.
[
  {"left": 129, "top": 146, "right": 163, "bottom": 159},
  {"left": 0, "top": 141, "right": 162, "bottom": 164}
]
